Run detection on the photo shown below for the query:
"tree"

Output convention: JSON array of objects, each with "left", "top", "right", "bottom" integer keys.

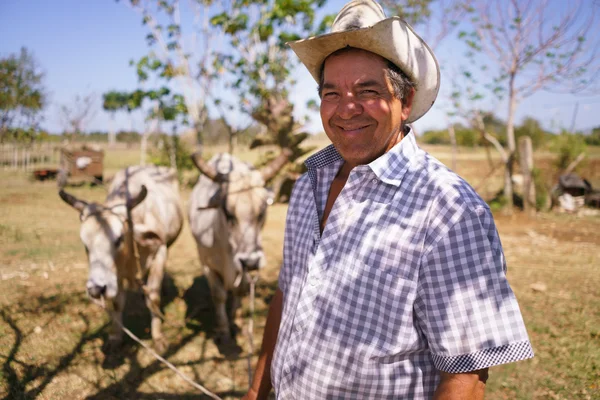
[
  {"left": 120, "top": 0, "right": 227, "bottom": 144},
  {"left": 461, "top": 0, "right": 600, "bottom": 212},
  {"left": 380, "top": 0, "right": 467, "bottom": 49},
  {"left": 121, "top": 0, "right": 330, "bottom": 166},
  {"left": 60, "top": 92, "right": 97, "bottom": 142},
  {"left": 586, "top": 126, "right": 600, "bottom": 146},
  {"left": 0, "top": 47, "right": 46, "bottom": 142},
  {"left": 102, "top": 91, "right": 129, "bottom": 148},
  {"left": 515, "top": 117, "right": 548, "bottom": 149},
  {"left": 147, "top": 89, "right": 189, "bottom": 170},
  {"left": 210, "top": 0, "right": 329, "bottom": 165}
]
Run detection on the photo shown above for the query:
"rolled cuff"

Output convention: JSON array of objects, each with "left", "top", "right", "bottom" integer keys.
[{"left": 431, "top": 340, "right": 534, "bottom": 373}]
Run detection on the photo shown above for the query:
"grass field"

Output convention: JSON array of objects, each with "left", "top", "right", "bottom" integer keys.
[{"left": 1, "top": 142, "right": 599, "bottom": 399}]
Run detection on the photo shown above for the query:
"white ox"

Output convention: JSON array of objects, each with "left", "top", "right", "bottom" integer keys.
[
  {"left": 189, "top": 150, "right": 290, "bottom": 344},
  {"left": 59, "top": 166, "right": 184, "bottom": 352}
]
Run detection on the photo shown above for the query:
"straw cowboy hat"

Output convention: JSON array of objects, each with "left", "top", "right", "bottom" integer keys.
[{"left": 288, "top": 0, "right": 440, "bottom": 123}]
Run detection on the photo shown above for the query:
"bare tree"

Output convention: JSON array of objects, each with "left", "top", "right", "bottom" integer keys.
[
  {"left": 60, "top": 93, "right": 97, "bottom": 142},
  {"left": 466, "top": 0, "right": 600, "bottom": 212},
  {"left": 381, "top": 0, "right": 468, "bottom": 50}
]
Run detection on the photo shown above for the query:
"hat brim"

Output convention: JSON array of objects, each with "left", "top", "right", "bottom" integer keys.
[{"left": 288, "top": 17, "right": 440, "bottom": 123}]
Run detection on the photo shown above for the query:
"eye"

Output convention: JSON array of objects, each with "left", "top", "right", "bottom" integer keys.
[
  {"left": 359, "top": 89, "right": 378, "bottom": 97},
  {"left": 322, "top": 91, "right": 339, "bottom": 101},
  {"left": 114, "top": 235, "right": 124, "bottom": 248}
]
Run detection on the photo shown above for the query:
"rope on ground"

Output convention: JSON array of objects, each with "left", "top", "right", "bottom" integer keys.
[{"left": 91, "top": 298, "right": 223, "bottom": 400}]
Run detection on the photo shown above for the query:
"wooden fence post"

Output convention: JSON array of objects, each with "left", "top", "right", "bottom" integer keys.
[{"left": 519, "top": 136, "right": 536, "bottom": 214}]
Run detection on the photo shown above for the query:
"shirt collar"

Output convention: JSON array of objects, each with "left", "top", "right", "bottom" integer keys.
[{"left": 304, "top": 127, "right": 420, "bottom": 187}]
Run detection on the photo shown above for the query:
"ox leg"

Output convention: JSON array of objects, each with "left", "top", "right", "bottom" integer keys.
[
  {"left": 106, "top": 289, "right": 126, "bottom": 351},
  {"left": 227, "top": 291, "right": 241, "bottom": 338},
  {"left": 206, "top": 268, "right": 232, "bottom": 344},
  {"left": 145, "top": 244, "right": 167, "bottom": 354}
]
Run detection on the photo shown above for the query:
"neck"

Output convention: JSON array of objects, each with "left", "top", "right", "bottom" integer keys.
[{"left": 341, "top": 125, "right": 408, "bottom": 174}]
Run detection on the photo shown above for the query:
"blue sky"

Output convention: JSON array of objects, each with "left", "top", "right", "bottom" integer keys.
[{"left": 1, "top": 0, "right": 599, "bottom": 135}]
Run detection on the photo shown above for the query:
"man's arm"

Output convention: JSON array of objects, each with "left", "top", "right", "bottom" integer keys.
[
  {"left": 243, "top": 288, "right": 284, "bottom": 400},
  {"left": 433, "top": 369, "right": 488, "bottom": 400}
]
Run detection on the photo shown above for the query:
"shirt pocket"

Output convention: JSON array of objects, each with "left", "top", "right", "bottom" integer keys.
[{"left": 332, "top": 259, "right": 417, "bottom": 357}]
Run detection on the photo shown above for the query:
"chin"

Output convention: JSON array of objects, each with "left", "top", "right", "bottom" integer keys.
[{"left": 337, "top": 149, "right": 378, "bottom": 166}]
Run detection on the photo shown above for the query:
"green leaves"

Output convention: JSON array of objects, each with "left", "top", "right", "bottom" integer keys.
[
  {"left": 210, "top": 12, "right": 248, "bottom": 34},
  {"left": 0, "top": 47, "right": 46, "bottom": 139},
  {"left": 208, "top": 0, "right": 328, "bottom": 155}
]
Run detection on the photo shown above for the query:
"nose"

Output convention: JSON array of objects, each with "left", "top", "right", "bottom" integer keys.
[
  {"left": 88, "top": 285, "right": 107, "bottom": 299},
  {"left": 337, "top": 94, "right": 362, "bottom": 119},
  {"left": 240, "top": 257, "right": 260, "bottom": 271}
]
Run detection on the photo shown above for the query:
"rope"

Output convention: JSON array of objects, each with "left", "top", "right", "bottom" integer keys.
[
  {"left": 118, "top": 322, "right": 222, "bottom": 400},
  {"left": 92, "top": 298, "right": 223, "bottom": 400},
  {"left": 245, "top": 272, "right": 260, "bottom": 388}
]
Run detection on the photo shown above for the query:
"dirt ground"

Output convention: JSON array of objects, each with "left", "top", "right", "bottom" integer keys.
[{"left": 0, "top": 144, "right": 599, "bottom": 399}]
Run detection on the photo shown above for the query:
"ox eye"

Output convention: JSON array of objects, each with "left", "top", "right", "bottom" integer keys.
[{"left": 114, "top": 235, "right": 124, "bottom": 248}]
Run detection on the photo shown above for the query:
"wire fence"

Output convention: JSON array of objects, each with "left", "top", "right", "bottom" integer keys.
[{"left": 0, "top": 142, "right": 62, "bottom": 171}]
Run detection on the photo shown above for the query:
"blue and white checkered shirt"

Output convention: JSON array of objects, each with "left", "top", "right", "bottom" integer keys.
[{"left": 271, "top": 131, "right": 533, "bottom": 399}]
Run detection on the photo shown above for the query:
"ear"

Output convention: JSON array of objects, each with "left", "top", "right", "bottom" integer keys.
[
  {"left": 128, "top": 185, "right": 148, "bottom": 210},
  {"left": 401, "top": 88, "right": 416, "bottom": 121},
  {"left": 59, "top": 189, "right": 88, "bottom": 213},
  {"left": 133, "top": 224, "right": 164, "bottom": 249}
]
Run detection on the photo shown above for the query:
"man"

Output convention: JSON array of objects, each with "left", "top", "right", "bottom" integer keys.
[{"left": 244, "top": 1, "right": 533, "bottom": 398}]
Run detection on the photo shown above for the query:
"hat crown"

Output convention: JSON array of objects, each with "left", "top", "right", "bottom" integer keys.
[{"left": 331, "top": 0, "right": 386, "bottom": 32}]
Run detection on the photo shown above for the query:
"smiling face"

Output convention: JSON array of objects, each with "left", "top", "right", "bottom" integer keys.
[{"left": 320, "top": 48, "right": 413, "bottom": 169}]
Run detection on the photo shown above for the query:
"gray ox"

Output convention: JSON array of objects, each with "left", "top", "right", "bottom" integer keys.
[
  {"left": 189, "top": 150, "right": 290, "bottom": 344},
  {"left": 59, "top": 166, "right": 184, "bottom": 352}
]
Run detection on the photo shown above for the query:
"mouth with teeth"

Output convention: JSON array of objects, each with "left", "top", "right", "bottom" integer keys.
[{"left": 335, "top": 123, "right": 372, "bottom": 135}]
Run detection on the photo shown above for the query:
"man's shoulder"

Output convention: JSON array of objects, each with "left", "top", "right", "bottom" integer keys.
[
  {"left": 287, "top": 172, "right": 312, "bottom": 207},
  {"left": 412, "top": 150, "right": 489, "bottom": 211}
]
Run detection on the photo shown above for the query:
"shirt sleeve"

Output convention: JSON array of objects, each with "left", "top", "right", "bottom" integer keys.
[{"left": 414, "top": 205, "right": 534, "bottom": 373}]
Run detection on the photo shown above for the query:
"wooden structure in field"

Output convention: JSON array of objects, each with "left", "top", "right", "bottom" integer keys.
[{"left": 59, "top": 146, "right": 104, "bottom": 186}]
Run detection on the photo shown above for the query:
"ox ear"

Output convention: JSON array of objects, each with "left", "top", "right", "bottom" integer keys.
[
  {"left": 133, "top": 224, "right": 164, "bottom": 249},
  {"left": 59, "top": 189, "right": 88, "bottom": 213},
  {"left": 128, "top": 185, "right": 148, "bottom": 210}
]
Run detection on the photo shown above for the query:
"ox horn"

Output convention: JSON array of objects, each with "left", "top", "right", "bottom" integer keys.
[
  {"left": 128, "top": 185, "right": 148, "bottom": 209},
  {"left": 59, "top": 189, "right": 88, "bottom": 213},
  {"left": 260, "top": 148, "right": 293, "bottom": 183},
  {"left": 191, "top": 151, "right": 226, "bottom": 182}
]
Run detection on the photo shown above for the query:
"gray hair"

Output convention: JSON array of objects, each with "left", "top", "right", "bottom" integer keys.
[{"left": 318, "top": 47, "right": 415, "bottom": 101}]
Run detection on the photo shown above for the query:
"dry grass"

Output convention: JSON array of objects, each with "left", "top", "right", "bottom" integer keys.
[{"left": 0, "top": 143, "right": 599, "bottom": 399}]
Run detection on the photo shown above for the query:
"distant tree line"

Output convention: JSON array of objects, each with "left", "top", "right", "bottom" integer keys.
[{"left": 420, "top": 115, "right": 600, "bottom": 149}]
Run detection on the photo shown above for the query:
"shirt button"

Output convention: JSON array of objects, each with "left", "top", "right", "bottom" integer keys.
[
  {"left": 295, "top": 323, "right": 303, "bottom": 333},
  {"left": 372, "top": 178, "right": 377, "bottom": 183}
]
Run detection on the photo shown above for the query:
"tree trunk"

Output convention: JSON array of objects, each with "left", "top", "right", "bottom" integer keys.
[
  {"left": 504, "top": 74, "right": 518, "bottom": 213},
  {"left": 518, "top": 136, "right": 536, "bottom": 215},
  {"left": 108, "top": 114, "right": 116, "bottom": 149}
]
